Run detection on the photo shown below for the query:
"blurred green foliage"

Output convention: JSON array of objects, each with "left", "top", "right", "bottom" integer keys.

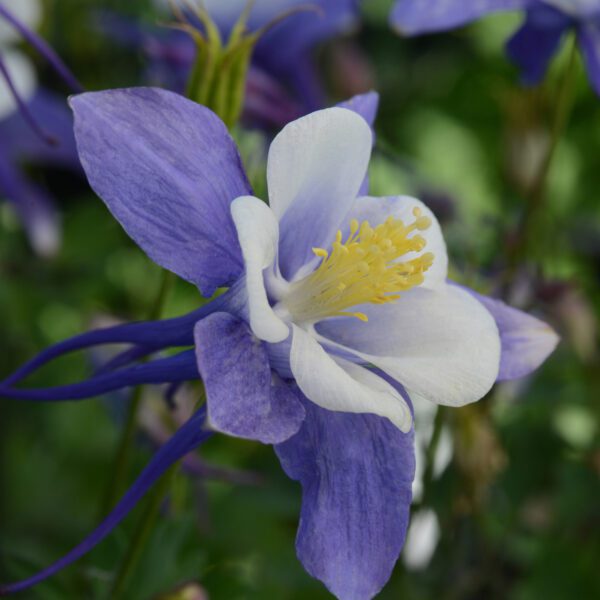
[{"left": 1, "top": 1, "right": 599, "bottom": 598}]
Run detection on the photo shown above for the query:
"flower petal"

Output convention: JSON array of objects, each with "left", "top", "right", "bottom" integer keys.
[
  {"left": 253, "top": 0, "right": 358, "bottom": 78},
  {"left": 0, "top": 407, "right": 211, "bottom": 596},
  {"left": 337, "top": 91, "right": 379, "bottom": 131},
  {"left": 275, "top": 395, "right": 414, "bottom": 600},
  {"left": 506, "top": 6, "right": 570, "bottom": 85},
  {"left": 244, "top": 66, "right": 304, "bottom": 129},
  {"left": 194, "top": 313, "right": 305, "bottom": 444},
  {"left": 338, "top": 92, "right": 380, "bottom": 196},
  {"left": 70, "top": 87, "right": 252, "bottom": 296},
  {"left": 267, "top": 107, "right": 373, "bottom": 279},
  {"left": 205, "top": 0, "right": 358, "bottom": 108},
  {"left": 290, "top": 325, "right": 412, "bottom": 432},
  {"left": 544, "top": 0, "right": 600, "bottom": 19},
  {"left": 346, "top": 195, "right": 448, "bottom": 288},
  {"left": 578, "top": 21, "right": 600, "bottom": 96},
  {"left": 316, "top": 284, "right": 501, "bottom": 407},
  {"left": 230, "top": 195, "right": 289, "bottom": 343},
  {"left": 468, "top": 290, "right": 559, "bottom": 381},
  {"left": 1, "top": 301, "right": 222, "bottom": 388},
  {"left": 0, "top": 350, "right": 199, "bottom": 402},
  {"left": 390, "top": 0, "right": 529, "bottom": 36}
]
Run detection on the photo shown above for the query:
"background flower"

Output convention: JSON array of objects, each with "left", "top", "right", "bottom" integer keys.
[
  {"left": 101, "top": 0, "right": 361, "bottom": 129},
  {"left": 0, "top": 0, "right": 80, "bottom": 255},
  {"left": 391, "top": 0, "right": 600, "bottom": 94}
]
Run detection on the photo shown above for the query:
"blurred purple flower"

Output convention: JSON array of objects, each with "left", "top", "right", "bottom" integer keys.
[
  {"left": 0, "top": 91, "right": 81, "bottom": 255},
  {"left": 100, "top": 0, "right": 359, "bottom": 128},
  {"left": 0, "top": 88, "right": 558, "bottom": 599},
  {"left": 391, "top": 0, "right": 600, "bottom": 95},
  {"left": 0, "top": 2, "right": 81, "bottom": 255},
  {"left": 204, "top": 0, "right": 359, "bottom": 110}
]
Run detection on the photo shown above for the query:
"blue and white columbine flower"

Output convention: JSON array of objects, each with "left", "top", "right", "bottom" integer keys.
[
  {"left": 0, "top": 88, "right": 558, "bottom": 599},
  {"left": 391, "top": 0, "right": 600, "bottom": 95}
]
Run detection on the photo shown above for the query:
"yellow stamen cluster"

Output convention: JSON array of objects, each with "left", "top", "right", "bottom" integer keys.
[{"left": 283, "top": 208, "right": 434, "bottom": 323}]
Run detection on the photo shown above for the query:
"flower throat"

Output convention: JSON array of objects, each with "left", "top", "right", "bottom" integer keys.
[{"left": 282, "top": 207, "right": 434, "bottom": 324}]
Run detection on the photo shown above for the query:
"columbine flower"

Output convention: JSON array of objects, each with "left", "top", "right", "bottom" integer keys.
[
  {"left": 0, "top": 88, "right": 558, "bottom": 599},
  {"left": 0, "top": 0, "right": 81, "bottom": 255},
  {"left": 390, "top": 0, "right": 600, "bottom": 95}
]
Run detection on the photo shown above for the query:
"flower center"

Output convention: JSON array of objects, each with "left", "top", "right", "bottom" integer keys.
[{"left": 280, "top": 207, "right": 434, "bottom": 324}]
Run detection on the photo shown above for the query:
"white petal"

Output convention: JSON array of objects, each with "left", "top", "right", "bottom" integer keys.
[
  {"left": 0, "top": 50, "right": 36, "bottom": 120},
  {"left": 348, "top": 195, "right": 448, "bottom": 288},
  {"left": 403, "top": 509, "right": 440, "bottom": 571},
  {"left": 231, "top": 196, "right": 289, "bottom": 343},
  {"left": 290, "top": 324, "right": 412, "bottom": 432},
  {"left": 316, "top": 284, "right": 501, "bottom": 408},
  {"left": 433, "top": 426, "right": 453, "bottom": 478},
  {"left": 267, "top": 107, "right": 373, "bottom": 278}
]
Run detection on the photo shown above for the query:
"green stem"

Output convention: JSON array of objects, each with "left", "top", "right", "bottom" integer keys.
[
  {"left": 109, "top": 394, "right": 207, "bottom": 599},
  {"left": 508, "top": 35, "right": 578, "bottom": 270},
  {"left": 528, "top": 36, "right": 577, "bottom": 209},
  {"left": 108, "top": 465, "right": 178, "bottom": 600},
  {"left": 415, "top": 405, "right": 446, "bottom": 511},
  {"left": 147, "top": 269, "right": 176, "bottom": 321},
  {"left": 100, "top": 269, "right": 175, "bottom": 515}
]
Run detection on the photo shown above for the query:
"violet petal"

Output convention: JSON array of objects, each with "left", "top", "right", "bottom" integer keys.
[
  {"left": 0, "top": 350, "right": 199, "bottom": 402},
  {"left": 390, "top": 0, "right": 530, "bottom": 36},
  {"left": 195, "top": 312, "right": 305, "bottom": 444},
  {"left": 578, "top": 21, "right": 600, "bottom": 95},
  {"left": 0, "top": 299, "right": 225, "bottom": 388},
  {"left": 470, "top": 290, "right": 559, "bottom": 381},
  {"left": 275, "top": 393, "right": 415, "bottom": 600},
  {"left": 71, "top": 87, "right": 252, "bottom": 296},
  {"left": 506, "top": 5, "right": 571, "bottom": 84}
]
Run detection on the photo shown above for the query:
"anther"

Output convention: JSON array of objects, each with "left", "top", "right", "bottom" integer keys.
[
  {"left": 357, "top": 261, "right": 370, "bottom": 275},
  {"left": 416, "top": 216, "right": 431, "bottom": 230},
  {"left": 283, "top": 212, "right": 435, "bottom": 325}
]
